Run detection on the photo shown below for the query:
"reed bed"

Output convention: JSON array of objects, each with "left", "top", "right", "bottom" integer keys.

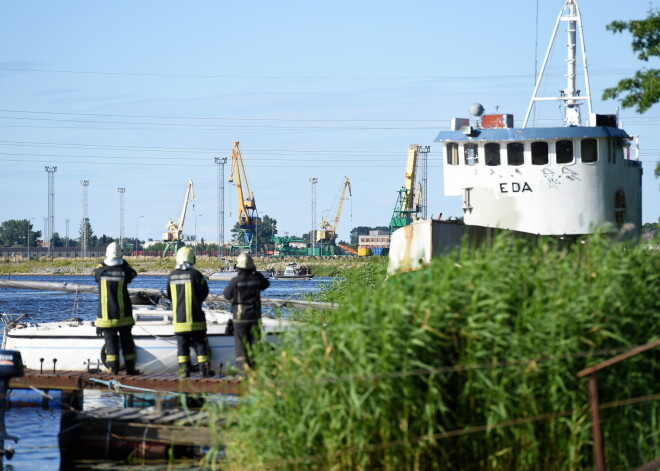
[{"left": 214, "top": 234, "right": 659, "bottom": 470}]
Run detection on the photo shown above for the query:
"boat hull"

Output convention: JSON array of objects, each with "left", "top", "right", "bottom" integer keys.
[
  {"left": 2, "top": 308, "right": 295, "bottom": 374},
  {"left": 273, "top": 274, "right": 314, "bottom": 280},
  {"left": 208, "top": 270, "right": 272, "bottom": 281}
]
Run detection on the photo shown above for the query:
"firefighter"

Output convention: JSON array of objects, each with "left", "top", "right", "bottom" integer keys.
[
  {"left": 223, "top": 252, "right": 270, "bottom": 371},
  {"left": 93, "top": 242, "right": 140, "bottom": 375},
  {"left": 166, "top": 246, "right": 211, "bottom": 377}
]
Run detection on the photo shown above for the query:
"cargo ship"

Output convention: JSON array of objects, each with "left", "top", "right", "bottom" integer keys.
[{"left": 389, "top": 0, "right": 642, "bottom": 274}]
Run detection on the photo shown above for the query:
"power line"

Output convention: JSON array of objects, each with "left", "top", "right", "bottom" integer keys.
[{"left": 0, "top": 65, "right": 636, "bottom": 80}]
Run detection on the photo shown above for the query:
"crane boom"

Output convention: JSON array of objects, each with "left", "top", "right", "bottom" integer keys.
[
  {"left": 402, "top": 145, "right": 418, "bottom": 212},
  {"left": 228, "top": 141, "right": 260, "bottom": 227},
  {"left": 317, "top": 176, "right": 351, "bottom": 243},
  {"left": 228, "top": 141, "right": 261, "bottom": 251},
  {"left": 390, "top": 145, "right": 420, "bottom": 234},
  {"left": 163, "top": 178, "right": 194, "bottom": 242}
]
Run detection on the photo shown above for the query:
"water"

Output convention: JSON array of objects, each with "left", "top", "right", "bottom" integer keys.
[{"left": 0, "top": 274, "right": 331, "bottom": 470}]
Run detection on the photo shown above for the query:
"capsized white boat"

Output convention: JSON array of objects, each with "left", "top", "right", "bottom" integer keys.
[
  {"left": 1, "top": 306, "right": 297, "bottom": 375},
  {"left": 0, "top": 279, "right": 335, "bottom": 375}
]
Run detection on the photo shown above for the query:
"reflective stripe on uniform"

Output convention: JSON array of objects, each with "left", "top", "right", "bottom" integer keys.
[
  {"left": 117, "top": 280, "right": 125, "bottom": 317},
  {"left": 100, "top": 279, "right": 109, "bottom": 321}
]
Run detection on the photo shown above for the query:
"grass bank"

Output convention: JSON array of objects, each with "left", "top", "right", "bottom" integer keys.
[
  {"left": 0, "top": 255, "right": 374, "bottom": 277},
  {"left": 211, "top": 234, "right": 659, "bottom": 470}
]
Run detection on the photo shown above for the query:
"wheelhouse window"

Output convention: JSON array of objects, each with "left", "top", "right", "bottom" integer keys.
[
  {"left": 581, "top": 138, "right": 598, "bottom": 163},
  {"left": 464, "top": 143, "right": 478, "bottom": 166},
  {"left": 507, "top": 142, "right": 524, "bottom": 166},
  {"left": 446, "top": 142, "right": 459, "bottom": 166},
  {"left": 485, "top": 143, "right": 500, "bottom": 166},
  {"left": 531, "top": 141, "right": 549, "bottom": 165},
  {"left": 556, "top": 140, "right": 574, "bottom": 164}
]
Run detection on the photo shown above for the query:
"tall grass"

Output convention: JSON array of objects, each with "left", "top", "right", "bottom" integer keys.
[{"left": 215, "top": 234, "right": 659, "bottom": 470}]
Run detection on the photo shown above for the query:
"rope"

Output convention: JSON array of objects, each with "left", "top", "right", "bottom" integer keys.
[{"left": 85, "top": 377, "right": 183, "bottom": 396}]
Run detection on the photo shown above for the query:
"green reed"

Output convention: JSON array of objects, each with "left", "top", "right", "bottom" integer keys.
[{"left": 214, "top": 234, "right": 659, "bottom": 470}]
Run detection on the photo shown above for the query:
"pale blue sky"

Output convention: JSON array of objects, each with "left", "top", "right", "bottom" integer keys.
[{"left": 1, "top": 1, "right": 658, "bottom": 245}]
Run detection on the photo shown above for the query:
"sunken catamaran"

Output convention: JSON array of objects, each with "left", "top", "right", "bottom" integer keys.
[{"left": 389, "top": 0, "right": 642, "bottom": 274}]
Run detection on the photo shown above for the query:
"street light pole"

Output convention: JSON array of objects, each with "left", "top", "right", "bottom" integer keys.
[{"left": 135, "top": 216, "right": 144, "bottom": 255}]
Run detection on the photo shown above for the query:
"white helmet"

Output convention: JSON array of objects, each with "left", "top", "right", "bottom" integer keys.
[
  {"left": 235, "top": 252, "right": 255, "bottom": 270},
  {"left": 176, "top": 246, "right": 195, "bottom": 265},
  {"left": 106, "top": 242, "right": 122, "bottom": 259}
]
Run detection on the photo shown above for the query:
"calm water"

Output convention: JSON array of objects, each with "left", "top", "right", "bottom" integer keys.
[{"left": 0, "top": 274, "right": 331, "bottom": 471}]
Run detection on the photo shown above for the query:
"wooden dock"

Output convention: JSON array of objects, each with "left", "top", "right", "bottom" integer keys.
[
  {"left": 59, "top": 406, "right": 220, "bottom": 461},
  {"left": 10, "top": 369, "right": 247, "bottom": 396}
]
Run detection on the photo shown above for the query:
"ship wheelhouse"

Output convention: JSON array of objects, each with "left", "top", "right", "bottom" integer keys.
[{"left": 436, "top": 121, "right": 642, "bottom": 237}]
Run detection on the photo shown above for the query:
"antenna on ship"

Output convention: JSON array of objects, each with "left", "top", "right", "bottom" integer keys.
[{"left": 522, "top": 0, "right": 593, "bottom": 128}]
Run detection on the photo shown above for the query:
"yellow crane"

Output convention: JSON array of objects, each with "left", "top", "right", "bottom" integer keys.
[
  {"left": 162, "top": 178, "right": 194, "bottom": 256},
  {"left": 390, "top": 145, "right": 421, "bottom": 233},
  {"left": 317, "top": 176, "right": 351, "bottom": 245},
  {"left": 228, "top": 141, "right": 261, "bottom": 250}
]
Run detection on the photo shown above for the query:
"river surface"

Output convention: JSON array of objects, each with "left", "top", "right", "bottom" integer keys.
[{"left": 0, "top": 274, "right": 331, "bottom": 471}]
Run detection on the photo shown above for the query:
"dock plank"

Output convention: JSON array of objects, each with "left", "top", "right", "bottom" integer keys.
[{"left": 10, "top": 369, "right": 247, "bottom": 395}]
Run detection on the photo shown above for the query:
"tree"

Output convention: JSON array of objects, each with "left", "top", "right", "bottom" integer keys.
[
  {"left": 602, "top": 8, "right": 660, "bottom": 113},
  {"left": 230, "top": 214, "right": 278, "bottom": 251},
  {"left": 78, "top": 218, "right": 94, "bottom": 247},
  {"left": 0, "top": 219, "right": 41, "bottom": 247},
  {"left": 51, "top": 232, "right": 64, "bottom": 247}
]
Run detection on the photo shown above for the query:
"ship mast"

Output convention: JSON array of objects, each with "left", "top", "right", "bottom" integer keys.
[{"left": 523, "top": 0, "right": 593, "bottom": 128}]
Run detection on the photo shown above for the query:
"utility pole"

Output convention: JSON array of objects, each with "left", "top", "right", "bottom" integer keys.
[
  {"left": 118, "top": 188, "right": 125, "bottom": 250},
  {"left": 81, "top": 180, "right": 89, "bottom": 258},
  {"left": 45, "top": 166, "right": 57, "bottom": 257},
  {"left": 65, "top": 218, "right": 70, "bottom": 250},
  {"left": 215, "top": 157, "right": 227, "bottom": 258},
  {"left": 418, "top": 146, "right": 430, "bottom": 219},
  {"left": 309, "top": 177, "right": 318, "bottom": 254}
]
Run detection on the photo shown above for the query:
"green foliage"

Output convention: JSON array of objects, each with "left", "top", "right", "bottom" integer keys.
[
  {"left": 314, "top": 258, "right": 388, "bottom": 303},
  {"left": 603, "top": 8, "right": 660, "bottom": 113},
  {"left": 0, "top": 219, "right": 40, "bottom": 247},
  {"left": 230, "top": 214, "right": 278, "bottom": 252},
  {"left": 219, "top": 235, "right": 660, "bottom": 470}
]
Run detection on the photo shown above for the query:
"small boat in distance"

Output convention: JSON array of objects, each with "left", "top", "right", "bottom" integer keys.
[
  {"left": 207, "top": 258, "right": 273, "bottom": 281},
  {"left": 274, "top": 262, "right": 314, "bottom": 280}
]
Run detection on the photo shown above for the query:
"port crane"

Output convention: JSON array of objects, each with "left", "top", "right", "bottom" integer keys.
[
  {"left": 229, "top": 141, "right": 262, "bottom": 253},
  {"left": 389, "top": 145, "right": 422, "bottom": 234},
  {"left": 316, "top": 177, "right": 351, "bottom": 254},
  {"left": 162, "top": 178, "right": 195, "bottom": 257}
]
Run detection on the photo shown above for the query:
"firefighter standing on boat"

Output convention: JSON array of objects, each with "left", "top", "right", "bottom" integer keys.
[
  {"left": 223, "top": 252, "right": 270, "bottom": 371},
  {"left": 166, "top": 246, "right": 212, "bottom": 377},
  {"left": 93, "top": 242, "right": 140, "bottom": 375}
]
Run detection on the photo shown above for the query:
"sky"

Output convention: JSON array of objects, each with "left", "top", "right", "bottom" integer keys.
[{"left": 1, "top": 0, "right": 658, "bottom": 247}]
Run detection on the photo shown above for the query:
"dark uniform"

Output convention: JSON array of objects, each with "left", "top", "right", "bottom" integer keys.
[
  {"left": 167, "top": 266, "right": 210, "bottom": 377},
  {"left": 93, "top": 261, "right": 138, "bottom": 374},
  {"left": 223, "top": 269, "right": 270, "bottom": 370}
]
